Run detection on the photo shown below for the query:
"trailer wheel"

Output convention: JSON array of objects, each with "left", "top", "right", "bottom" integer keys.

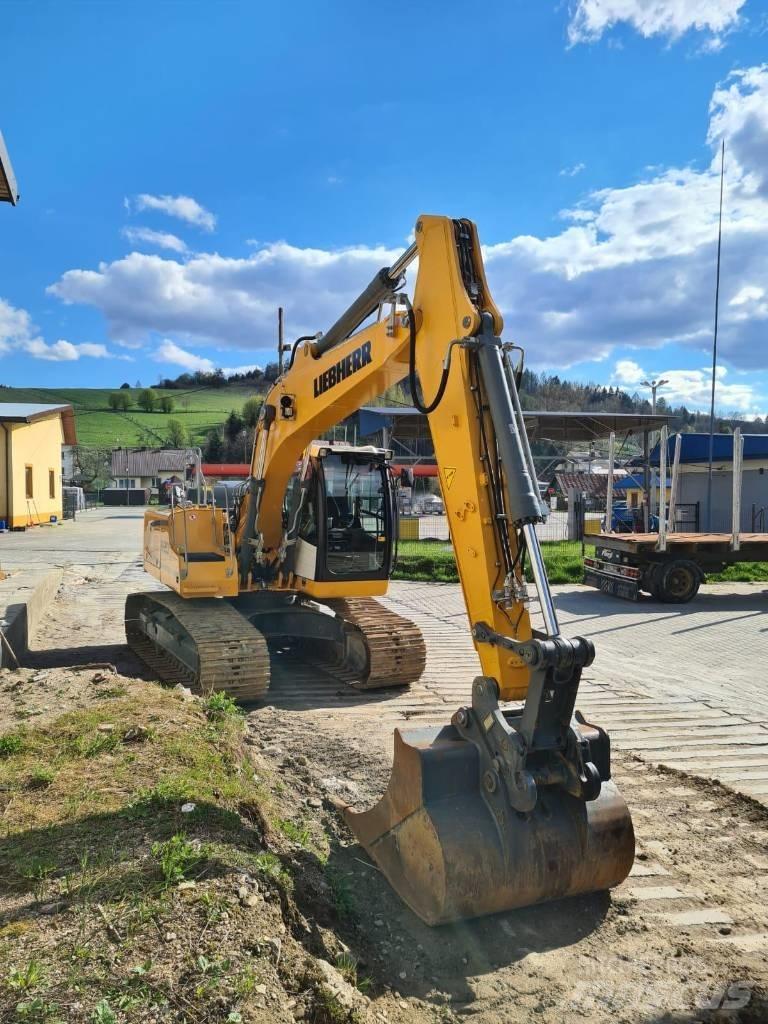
[
  {"left": 643, "top": 563, "right": 663, "bottom": 599},
  {"left": 657, "top": 559, "right": 701, "bottom": 603}
]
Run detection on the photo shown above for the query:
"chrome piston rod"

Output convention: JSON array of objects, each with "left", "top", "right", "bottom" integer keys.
[{"left": 474, "top": 313, "right": 561, "bottom": 639}]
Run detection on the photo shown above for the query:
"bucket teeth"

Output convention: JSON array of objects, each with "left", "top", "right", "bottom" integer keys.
[{"left": 344, "top": 725, "right": 635, "bottom": 926}]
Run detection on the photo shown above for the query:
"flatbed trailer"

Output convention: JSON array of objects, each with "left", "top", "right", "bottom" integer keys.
[{"left": 584, "top": 532, "right": 768, "bottom": 603}]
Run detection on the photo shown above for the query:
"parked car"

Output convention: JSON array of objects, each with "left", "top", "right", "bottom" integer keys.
[
  {"left": 413, "top": 495, "right": 445, "bottom": 515},
  {"left": 602, "top": 502, "right": 658, "bottom": 533}
]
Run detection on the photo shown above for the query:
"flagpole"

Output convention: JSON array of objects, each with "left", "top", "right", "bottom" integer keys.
[{"left": 706, "top": 140, "right": 725, "bottom": 532}]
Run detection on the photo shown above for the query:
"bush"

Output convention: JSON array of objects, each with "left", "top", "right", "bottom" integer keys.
[{"left": 242, "top": 396, "right": 263, "bottom": 428}]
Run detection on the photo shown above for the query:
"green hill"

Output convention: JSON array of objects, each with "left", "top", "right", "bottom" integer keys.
[{"left": 0, "top": 385, "right": 261, "bottom": 447}]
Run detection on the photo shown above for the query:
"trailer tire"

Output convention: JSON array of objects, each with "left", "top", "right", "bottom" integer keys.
[
  {"left": 643, "top": 563, "right": 663, "bottom": 600},
  {"left": 657, "top": 559, "right": 701, "bottom": 604}
]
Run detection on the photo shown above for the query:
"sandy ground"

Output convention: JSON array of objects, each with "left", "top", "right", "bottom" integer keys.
[{"left": 12, "top": 548, "right": 768, "bottom": 1023}]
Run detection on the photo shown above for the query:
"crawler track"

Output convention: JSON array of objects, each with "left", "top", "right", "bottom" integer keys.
[
  {"left": 325, "top": 597, "right": 427, "bottom": 689},
  {"left": 125, "top": 591, "right": 271, "bottom": 701}
]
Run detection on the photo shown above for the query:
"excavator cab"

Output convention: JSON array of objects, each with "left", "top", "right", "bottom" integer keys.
[{"left": 282, "top": 442, "right": 396, "bottom": 589}]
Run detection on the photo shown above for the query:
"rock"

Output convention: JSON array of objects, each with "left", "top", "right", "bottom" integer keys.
[
  {"left": 173, "top": 684, "right": 195, "bottom": 702},
  {"left": 242, "top": 894, "right": 260, "bottom": 908},
  {"left": 314, "top": 959, "right": 368, "bottom": 1014},
  {"left": 719, "top": 926, "right": 732, "bottom": 935},
  {"left": 178, "top": 881, "right": 197, "bottom": 891},
  {"left": 295, "top": 754, "right": 308, "bottom": 765},
  {"left": 399, "top": 971, "right": 407, "bottom": 980},
  {"left": 374, "top": 918, "right": 384, "bottom": 927},
  {"left": 181, "top": 802, "right": 196, "bottom": 814},
  {"left": 255, "top": 984, "right": 267, "bottom": 995},
  {"left": 97, "top": 723, "right": 115, "bottom": 733},
  {"left": 306, "top": 797, "right": 322, "bottom": 808},
  {"left": 39, "top": 901, "right": 66, "bottom": 915},
  {"left": 264, "top": 937, "right": 282, "bottom": 963},
  {"left": 164, "top": 932, "right": 177, "bottom": 942}
]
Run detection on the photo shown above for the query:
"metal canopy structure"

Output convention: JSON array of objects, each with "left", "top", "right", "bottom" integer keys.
[
  {"left": 522, "top": 411, "right": 670, "bottom": 443},
  {"left": 0, "top": 131, "right": 19, "bottom": 205}
]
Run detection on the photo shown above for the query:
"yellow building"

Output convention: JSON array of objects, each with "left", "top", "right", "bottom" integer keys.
[{"left": 0, "top": 404, "right": 77, "bottom": 528}]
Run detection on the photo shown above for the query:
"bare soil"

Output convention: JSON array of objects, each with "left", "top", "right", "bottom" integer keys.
[{"left": 250, "top": 705, "right": 768, "bottom": 1024}]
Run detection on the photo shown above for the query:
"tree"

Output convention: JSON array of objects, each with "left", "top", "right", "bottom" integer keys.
[
  {"left": 72, "top": 446, "right": 112, "bottom": 489},
  {"left": 225, "top": 409, "right": 244, "bottom": 442},
  {"left": 204, "top": 428, "right": 225, "bottom": 462},
  {"left": 242, "top": 396, "right": 263, "bottom": 428},
  {"left": 108, "top": 391, "right": 131, "bottom": 411},
  {"left": 160, "top": 394, "right": 175, "bottom": 414},
  {"left": 120, "top": 382, "right": 131, "bottom": 390},
  {"left": 138, "top": 388, "right": 157, "bottom": 412},
  {"left": 166, "top": 419, "right": 189, "bottom": 447}
]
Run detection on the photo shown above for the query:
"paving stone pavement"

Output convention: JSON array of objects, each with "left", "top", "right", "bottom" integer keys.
[{"left": 267, "top": 579, "right": 768, "bottom": 806}]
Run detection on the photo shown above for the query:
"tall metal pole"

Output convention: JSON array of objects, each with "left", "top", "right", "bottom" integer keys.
[
  {"left": 706, "top": 141, "right": 726, "bottom": 531},
  {"left": 277, "top": 307, "right": 285, "bottom": 376}
]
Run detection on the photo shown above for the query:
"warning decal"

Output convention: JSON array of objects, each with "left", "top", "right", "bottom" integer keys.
[{"left": 443, "top": 467, "right": 457, "bottom": 490}]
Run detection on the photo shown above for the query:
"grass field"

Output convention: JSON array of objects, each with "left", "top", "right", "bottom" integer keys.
[
  {"left": 393, "top": 539, "right": 768, "bottom": 586},
  {"left": 394, "top": 539, "right": 586, "bottom": 585},
  {"left": 0, "top": 385, "right": 259, "bottom": 447}
]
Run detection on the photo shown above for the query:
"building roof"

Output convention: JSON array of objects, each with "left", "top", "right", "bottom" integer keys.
[
  {"left": 202, "top": 463, "right": 250, "bottom": 477},
  {"left": 111, "top": 447, "right": 197, "bottom": 477},
  {"left": 0, "top": 402, "right": 77, "bottom": 444},
  {"left": 554, "top": 472, "right": 609, "bottom": 497},
  {"left": 651, "top": 433, "right": 768, "bottom": 465},
  {"left": 358, "top": 406, "right": 670, "bottom": 442},
  {"left": 0, "top": 131, "right": 19, "bottom": 205}
]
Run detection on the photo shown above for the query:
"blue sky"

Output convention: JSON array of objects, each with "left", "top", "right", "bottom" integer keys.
[{"left": 1, "top": 0, "right": 768, "bottom": 415}]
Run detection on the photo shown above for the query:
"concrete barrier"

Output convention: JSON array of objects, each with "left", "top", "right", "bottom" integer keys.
[{"left": 0, "top": 567, "right": 63, "bottom": 666}]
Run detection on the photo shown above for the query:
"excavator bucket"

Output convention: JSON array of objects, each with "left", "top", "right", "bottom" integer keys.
[{"left": 344, "top": 724, "right": 635, "bottom": 926}]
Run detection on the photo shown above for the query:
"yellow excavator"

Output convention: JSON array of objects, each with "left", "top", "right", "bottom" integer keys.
[{"left": 125, "top": 214, "right": 635, "bottom": 924}]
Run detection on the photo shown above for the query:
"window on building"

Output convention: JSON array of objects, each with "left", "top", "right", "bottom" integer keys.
[
  {"left": 49, "top": 469, "right": 56, "bottom": 500},
  {"left": 25, "top": 465, "right": 33, "bottom": 500}
]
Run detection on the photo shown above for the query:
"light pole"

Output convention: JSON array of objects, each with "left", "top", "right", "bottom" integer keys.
[{"left": 640, "top": 378, "right": 669, "bottom": 415}]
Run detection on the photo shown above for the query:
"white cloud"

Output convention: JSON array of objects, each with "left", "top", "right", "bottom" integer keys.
[
  {"left": 567, "top": 0, "right": 747, "bottom": 47},
  {"left": 560, "top": 162, "right": 586, "bottom": 177},
  {"left": 122, "top": 226, "right": 188, "bottom": 253},
  {"left": 0, "top": 297, "right": 118, "bottom": 362},
  {"left": 153, "top": 339, "right": 215, "bottom": 373},
  {"left": 21, "top": 338, "right": 111, "bottom": 362},
  {"left": 613, "top": 358, "right": 761, "bottom": 413},
  {"left": 0, "top": 298, "right": 34, "bottom": 353},
  {"left": 47, "top": 66, "right": 768, "bottom": 381},
  {"left": 134, "top": 193, "right": 216, "bottom": 232},
  {"left": 152, "top": 339, "right": 261, "bottom": 377},
  {"left": 50, "top": 243, "right": 401, "bottom": 350}
]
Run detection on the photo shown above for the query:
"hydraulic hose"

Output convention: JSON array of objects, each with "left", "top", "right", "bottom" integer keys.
[{"left": 406, "top": 295, "right": 451, "bottom": 415}]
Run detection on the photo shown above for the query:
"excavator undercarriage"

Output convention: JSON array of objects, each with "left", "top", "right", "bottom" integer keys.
[{"left": 125, "top": 591, "right": 426, "bottom": 700}]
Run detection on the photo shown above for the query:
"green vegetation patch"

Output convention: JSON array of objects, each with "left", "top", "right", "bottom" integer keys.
[
  {"left": 394, "top": 539, "right": 586, "bottom": 585},
  {"left": 0, "top": 678, "right": 296, "bottom": 1023}
]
